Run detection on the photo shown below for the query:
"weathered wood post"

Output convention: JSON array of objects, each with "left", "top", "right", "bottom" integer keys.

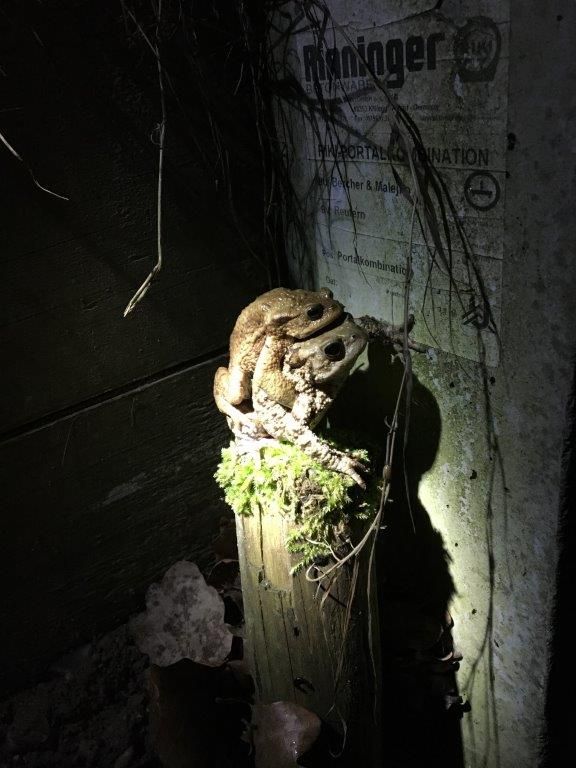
[{"left": 235, "top": 499, "right": 382, "bottom": 763}]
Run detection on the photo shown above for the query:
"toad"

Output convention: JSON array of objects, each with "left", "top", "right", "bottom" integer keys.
[
  {"left": 246, "top": 315, "right": 369, "bottom": 487},
  {"left": 214, "top": 287, "right": 344, "bottom": 429}
]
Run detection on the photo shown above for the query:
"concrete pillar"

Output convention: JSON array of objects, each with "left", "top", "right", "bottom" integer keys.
[{"left": 275, "top": 1, "right": 576, "bottom": 764}]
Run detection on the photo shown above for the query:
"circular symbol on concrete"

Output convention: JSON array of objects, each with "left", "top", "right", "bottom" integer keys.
[
  {"left": 454, "top": 16, "right": 501, "bottom": 82},
  {"left": 464, "top": 171, "right": 500, "bottom": 211}
]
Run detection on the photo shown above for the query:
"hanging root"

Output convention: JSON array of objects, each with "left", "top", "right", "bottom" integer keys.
[{"left": 123, "top": 1, "right": 166, "bottom": 317}]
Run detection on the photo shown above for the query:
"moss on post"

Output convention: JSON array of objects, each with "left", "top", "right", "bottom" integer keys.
[{"left": 215, "top": 437, "right": 374, "bottom": 572}]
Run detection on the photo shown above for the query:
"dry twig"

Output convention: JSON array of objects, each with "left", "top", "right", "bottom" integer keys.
[{"left": 124, "top": 1, "right": 166, "bottom": 317}]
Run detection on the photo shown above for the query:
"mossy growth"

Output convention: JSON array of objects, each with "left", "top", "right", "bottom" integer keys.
[{"left": 214, "top": 434, "right": 379, "bottom": 573}]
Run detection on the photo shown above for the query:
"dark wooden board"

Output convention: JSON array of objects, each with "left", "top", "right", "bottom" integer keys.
[
  {"left": 0, "top": 0, "right": 269, "bottom": 431},
  {"left": 1, "top": 237, "right": 261, "bottom": 431},
  {"left": 0, "top": 356, "right": 232, "bottom": 695}
]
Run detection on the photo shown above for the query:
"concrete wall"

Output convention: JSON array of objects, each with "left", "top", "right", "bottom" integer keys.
[
  {"left": 278, "top": 0, "right": 576, "bottom": 764},
  {"left": 445, "top": 2, "right": 575, "bottom": 762},
  {"left": 416, "top": 3, "right": 576, "bottom": 764}
]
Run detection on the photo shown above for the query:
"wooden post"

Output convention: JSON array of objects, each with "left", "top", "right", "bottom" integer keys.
[{"left": 236, "top": 503, "right": 381, "bottom": 763}]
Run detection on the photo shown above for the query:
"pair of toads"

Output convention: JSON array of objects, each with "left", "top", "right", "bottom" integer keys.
[{"left": 213, "top": 287, "right": 422, "bottom": 488}]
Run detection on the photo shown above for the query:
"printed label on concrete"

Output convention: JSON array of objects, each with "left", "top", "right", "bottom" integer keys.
[{"left": 282, "top": 0, "right": 510, "bottom": 365}]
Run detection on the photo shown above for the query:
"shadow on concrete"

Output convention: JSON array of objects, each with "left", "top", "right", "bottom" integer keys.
[{"left": 328, "top": 342, "right": 467, "bottom": 768}]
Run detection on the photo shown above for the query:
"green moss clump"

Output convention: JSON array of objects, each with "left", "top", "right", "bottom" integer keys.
[{"left": 214, "top": 437, "right": 378, "bottom": 573}]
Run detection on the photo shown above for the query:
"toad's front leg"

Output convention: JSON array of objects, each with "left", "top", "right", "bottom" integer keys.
[{"left": 253, "top": 388, "right": 368, "bottom": 488}]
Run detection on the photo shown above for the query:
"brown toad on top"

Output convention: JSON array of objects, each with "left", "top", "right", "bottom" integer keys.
[{"left": 214, "top": 287, "right": 344, "bottom": 428}]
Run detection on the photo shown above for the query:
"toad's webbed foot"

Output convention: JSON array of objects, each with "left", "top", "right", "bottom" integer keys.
[{"left": 355, "top": 314, "right": 427, "bottom": 353}]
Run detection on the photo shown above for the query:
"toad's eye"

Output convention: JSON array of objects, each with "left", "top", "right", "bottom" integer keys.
[
  {"left": 307, "top": 304, "right": 324, "bottom": 321},
  {"left": 324, "top": 340, "right": 345, "bottom": 361}
]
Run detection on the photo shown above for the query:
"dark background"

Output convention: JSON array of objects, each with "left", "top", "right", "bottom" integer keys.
[{"left": 0, "top": 0, "right": 271, "bottom": 694}]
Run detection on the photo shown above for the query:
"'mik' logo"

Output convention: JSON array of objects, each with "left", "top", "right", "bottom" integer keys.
[{"left": 453, "top": 17, "right": 501, "bottom": 82}]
